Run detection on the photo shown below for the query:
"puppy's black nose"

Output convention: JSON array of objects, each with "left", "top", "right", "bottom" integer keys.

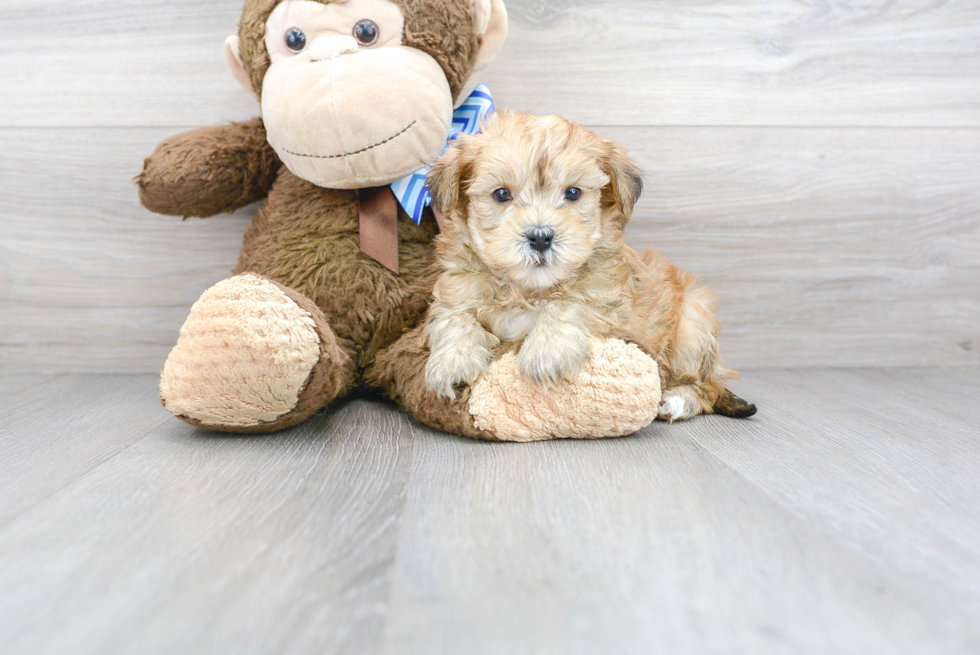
[{"left": 527, "top": 227, "right": 555, "bottom": 253}]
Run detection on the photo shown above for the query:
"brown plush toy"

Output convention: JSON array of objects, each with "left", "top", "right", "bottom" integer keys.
[{"left": 138, "top": 0, "right": 664, "bottom": 441}]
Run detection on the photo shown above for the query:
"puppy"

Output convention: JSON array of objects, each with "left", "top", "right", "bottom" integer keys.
[{"left": 423, "top": 111, "right": 756, "bottom": 423}]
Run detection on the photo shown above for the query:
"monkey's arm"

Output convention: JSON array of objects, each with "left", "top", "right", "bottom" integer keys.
[{"left": 136, "top": 118, "right": 279, "bottom": 218}]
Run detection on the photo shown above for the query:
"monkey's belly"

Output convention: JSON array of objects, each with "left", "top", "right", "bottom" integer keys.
[{"left": 234, "top": 178, "right": 440, "bottom": 369}]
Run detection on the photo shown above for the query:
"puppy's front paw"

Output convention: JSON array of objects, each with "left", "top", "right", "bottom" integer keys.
[
  {"left": 425, "top": 342, "right": 493, "bottom": 401},
  {"left": 517, "top": 329, "right": 590, "bottom": 387}
]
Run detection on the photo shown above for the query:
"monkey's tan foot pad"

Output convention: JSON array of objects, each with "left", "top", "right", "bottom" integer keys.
[
  {"left": 468, "top": 338, "right": 663, "bottom": 442},
  {"left": 160, "top": 273, "right": 350, "bottom": 433}
]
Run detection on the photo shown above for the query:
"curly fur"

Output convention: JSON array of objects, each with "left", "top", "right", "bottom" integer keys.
[{"left": 423, "top": 111, "right": 756, "bottom": 421}]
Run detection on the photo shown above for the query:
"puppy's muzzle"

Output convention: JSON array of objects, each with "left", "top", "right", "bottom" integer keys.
[{"left": 526, "top": 227, "right": 555, "bottom": 253}]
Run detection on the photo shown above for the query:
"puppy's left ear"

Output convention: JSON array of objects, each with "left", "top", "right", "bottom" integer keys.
[
  {"left": 601, "top": 141, "right": 644, "bottom": 223},
  {"left": 427, "top": 142, "right": 469, "bottom": 217}
]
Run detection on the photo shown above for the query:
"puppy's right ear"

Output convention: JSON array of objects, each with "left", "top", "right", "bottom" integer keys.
[{"left": 427, "top": 143, "right": 468, "bottom": 216}]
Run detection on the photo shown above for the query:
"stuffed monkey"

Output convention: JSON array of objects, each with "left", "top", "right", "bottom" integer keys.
[{"left": 138, "top": 0, "right": 664, "bottom": 441}]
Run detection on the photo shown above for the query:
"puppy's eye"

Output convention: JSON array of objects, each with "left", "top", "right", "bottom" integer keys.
[
  {"left": 493, "top": 188, "right": 513, "bottom": 203},
  {"left": 354, "top": 19, "right": 379, "bottom": 46},
  {"left": 565, "top": 187, "right": 582, "bottom": 202},
  {"left": 285, "top": 27, "right": 307, "bottom": 53}
]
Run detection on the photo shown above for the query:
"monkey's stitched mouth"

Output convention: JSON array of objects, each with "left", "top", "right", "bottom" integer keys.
[{"left": 282, "top": 121, "right": 417, "bottom": 160}]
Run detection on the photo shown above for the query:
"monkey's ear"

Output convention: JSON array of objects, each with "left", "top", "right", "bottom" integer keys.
[
  {"left": 601, "top": 141, "right": 644, "bottom": 221},
  {"left": 473, "top": 0, "right": 508, "bottom": 72},
  {"left": 427, "top": 144, "right": 468, "bottom": 217},
  {"left": 224, "top": 36, "right": 258, "bottom": 99}
]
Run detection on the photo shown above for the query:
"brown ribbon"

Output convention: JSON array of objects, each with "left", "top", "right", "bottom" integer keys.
[
  {"left": 358, "top": 186, "right": 400, "bottom": 274},
  {"left": 359, "top": 186, "right": 445, "bottom": 274},
  {"left": 431, "top": 204, "right": 447, "bottom": 232}
]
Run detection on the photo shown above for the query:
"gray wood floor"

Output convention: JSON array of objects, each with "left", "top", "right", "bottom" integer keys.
[{"left": 1, "top": 369, "right": 978, "bottom": 655}]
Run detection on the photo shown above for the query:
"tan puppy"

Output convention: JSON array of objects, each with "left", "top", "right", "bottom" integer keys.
[{"left": 423, "top": 111, "right": 756, "bottom": 422}]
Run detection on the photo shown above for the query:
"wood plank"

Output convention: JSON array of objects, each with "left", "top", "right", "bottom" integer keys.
[
  {"left": 0, "top": 0, "right": 254, "bottom": 128},
  {"left": 0, "top": 371, "right": 977, "bottom": 652},
  {"left": 2, "top": 126, "right": 977, "bottom": 372},
  {"left": 0, "top": 396, "right": 416, "bottom": 655},
  {"left": 690, "top": 369, "right": 980, "bottom": 607},
  {"left": 603, "top": 125, "right": 980, "bottom": 369},
  {"left": 0, "top": 127, "right": 251, "bottom": 373},
  {"left": 0, "top": 374, "right": 169, "bottom": 525},
  {"left": 0, "top": 374, "right": 58, "bottom": 396},
  {"left": 1, "top": 0, "right": 978, "bottom": 127},
  {"left": 379, "top": 368, "right": 980, "bottom": 654},
  {"left": 854, "top": 366, "right": 980, "bottom": 426},
  {"left": 484, "top": 0, "right": 980, "bottom": 128}
]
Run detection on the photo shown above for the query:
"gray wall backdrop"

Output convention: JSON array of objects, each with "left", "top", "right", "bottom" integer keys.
[{"left": 1, "top": 0, "right": 978, "bottom": 373}]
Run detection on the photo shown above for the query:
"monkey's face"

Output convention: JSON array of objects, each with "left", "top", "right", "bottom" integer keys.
[{"left": 259, "top": 0, "right": 454, "bottom": 189}]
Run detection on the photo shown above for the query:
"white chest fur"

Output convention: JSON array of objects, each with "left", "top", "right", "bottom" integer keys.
[{"left": 491, "top": 306, "right": 543, "bottom": 342}]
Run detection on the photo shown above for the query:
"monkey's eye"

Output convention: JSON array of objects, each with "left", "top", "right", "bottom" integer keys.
[
  {"left": 353, "top": 19, "right": 379, "bottom": 46},
  {"left": 493, "top": 188, "right": 513, "bottom": 203},
  {"left": 565, "top": 187, "right": 582, "bottom": 202},
  {"left": 284, "top": 27, "right": 307, "bottom": 53}
]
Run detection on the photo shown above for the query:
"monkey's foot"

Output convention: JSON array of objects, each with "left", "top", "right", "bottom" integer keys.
[
  {"left": 160, "top": 274, "right": 352, "bottom": 433},
  {"left": 467, "top": 338, "right": 662, "bottom": 442},
  {"left": 370, "top": 329, "right": 662, "bottom": 442}
]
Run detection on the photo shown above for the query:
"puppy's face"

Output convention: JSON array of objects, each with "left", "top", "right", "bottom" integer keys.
[{"left": 430, "top": 113, "right": 643, "bottom": 291}]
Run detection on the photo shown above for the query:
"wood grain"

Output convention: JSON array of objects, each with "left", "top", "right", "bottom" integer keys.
[
  {"left": 0, "top": 397, "right": 418, "bottom": 655},
  {"left": 0, "top": 0, "right": 977, "bottom": 372},
  {"left": 382, "top": 369, "right": 980, "bottom": 654},
  {"left": 2, "top": 0, "right": 978, "bottom": 650},
  {"left": 0, "top": 0, "right": 978, "bottom": 127},
  {"left": 0, "top": 371, "right": 978, "bottom": 653},
  {"left": 605, "top": 125, "right": 980, "bottom": 369},
  {"left": 0, "top": 127, "right": 250, "bottom": 373},
  {"left": 2, "top": 126, "right": 977, "bottom": 372},
  {"left": 0, "top": 374, "right": 168, "bottom": 525}
]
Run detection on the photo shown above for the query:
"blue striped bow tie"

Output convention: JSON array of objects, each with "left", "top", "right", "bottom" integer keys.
[{"left": 390, "top": 84, "right": 495, "bottom": 224}]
